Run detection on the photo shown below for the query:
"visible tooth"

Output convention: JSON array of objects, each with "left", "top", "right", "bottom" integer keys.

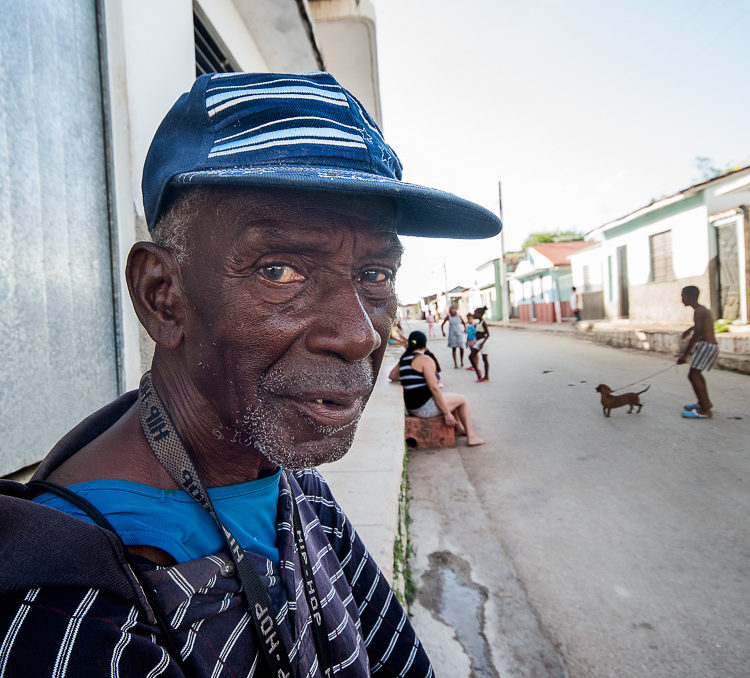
[{"left": 314, "top": 398, "right": 324, "bottom": 404}]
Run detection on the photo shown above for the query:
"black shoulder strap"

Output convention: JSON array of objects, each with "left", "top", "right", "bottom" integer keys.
[
  {"left": 28, "top": 480, "right": 115, "bottom": 531},
  {"left": 27, "top": 480, "right": 192, "bottom": 677}
]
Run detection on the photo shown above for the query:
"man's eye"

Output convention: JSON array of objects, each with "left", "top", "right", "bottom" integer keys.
[
  {"left": 359, "top": 269, "right": 392, "bottom": 283},
  {"left": 259, "top": 265, "right": 305, "bottom": 283}
]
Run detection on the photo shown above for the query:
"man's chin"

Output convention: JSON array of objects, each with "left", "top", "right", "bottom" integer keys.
[
  {"left": 259, "top": 432, "right": 355, "bottom": 470},
  {"left": 230, "top": 388, "right": 366, "bottom": 470}
]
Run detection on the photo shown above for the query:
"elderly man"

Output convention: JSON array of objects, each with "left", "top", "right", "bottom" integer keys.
[{"left": 0, "top": 72, "right": 500, "bottom": 676}]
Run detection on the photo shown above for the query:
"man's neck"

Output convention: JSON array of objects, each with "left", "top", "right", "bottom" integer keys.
[{"left": 150, "top": 362, "right": 276, "bottom": 487}]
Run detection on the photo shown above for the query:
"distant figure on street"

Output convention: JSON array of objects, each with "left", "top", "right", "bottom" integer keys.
[
  {"left": 441, "top": 304, "right": 467, "bottom": 368},
  {"left": 465, "top": 313, "right": 477, "bottom": 372},
  {"left": 472, "top": 306, "right": 490, "bottom": 381},
  {"left": 389, "top": 318, "right": 408, "bottom": 347},
  {"left": 426, "top": 309, "right": 437, "bottom": 337},
  {"left": 570, "top": 286, "right": 581, "bottom": 322},
  {"left": 677, "top": 286, "right": 718, "bottom": 418},
  {"left": 390, "top": 331, "right": 484, "bottom": 445}
]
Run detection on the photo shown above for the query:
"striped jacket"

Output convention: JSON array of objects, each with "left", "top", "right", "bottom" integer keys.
[{"left": 0, "top": 393, "right": 433, "bottom": 677}]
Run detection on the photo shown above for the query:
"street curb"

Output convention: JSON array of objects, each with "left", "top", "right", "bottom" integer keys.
[
  {"left": 488, "top": 321, "right": 750, "bottom": 373},
  {"left": 319, "top": 345, "right": 407, "bottom": 587}
]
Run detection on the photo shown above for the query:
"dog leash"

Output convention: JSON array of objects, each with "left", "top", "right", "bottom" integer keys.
[{"left": 609, "top": 364, "right": 678, "bottom": 393}]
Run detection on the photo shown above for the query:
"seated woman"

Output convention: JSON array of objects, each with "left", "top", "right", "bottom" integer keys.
[
  {"left": 388, "top": 318, "right": 409, "bottom": 347},
  {"left": 389, "top": 331, "right": 485, "bottom": 446}
]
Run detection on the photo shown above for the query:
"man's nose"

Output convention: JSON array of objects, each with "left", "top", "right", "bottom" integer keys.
[{"left": 305, "top": 281, "right": 382, "bottom": 361}]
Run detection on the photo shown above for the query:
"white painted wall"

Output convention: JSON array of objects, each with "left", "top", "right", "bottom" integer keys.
[
  {"left": 103, "top": 0, "right": 197, "bottom": 390},
  {"left": 570, "top": 246, "right": 603, "bottom": 292},
  {"left": 310, "top": 0, "right": 382, "bottom": 126},
  {"left": 195, "top": 0, "right": 269, "bottom": 71},
  {"left": 101, "top": 0, "right": 320, "bottom": 388},
  {"left": 706, "top": 169, "right": 750, "bottom": 214},
  {"left": 593, "top": 202, "right": 708, "bottom": 320},
  {"left": 474, "top": 260, "right": 497, "bottom": 289},
  {"left": 527, "top": 248, "right": 554, "bottom": 270},
  {"left": 602, "top": 204, "right": 708, "bottom": 287}
]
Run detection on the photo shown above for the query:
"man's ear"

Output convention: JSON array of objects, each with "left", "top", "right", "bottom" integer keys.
[{"left": 126, "top": 242, "right": 186, "bottom": 349}]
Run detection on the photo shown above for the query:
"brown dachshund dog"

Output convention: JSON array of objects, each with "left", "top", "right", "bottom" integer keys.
[{"left": 595, "top": 384, "right": 650, "bottom": 417}]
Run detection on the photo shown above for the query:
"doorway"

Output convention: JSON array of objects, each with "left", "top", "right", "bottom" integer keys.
[
  {"left": 716, "top": 222, "right": 740, "bottom": 320},
  {"left": 617, "top": 246, "right": 630, "bottom": 318}
]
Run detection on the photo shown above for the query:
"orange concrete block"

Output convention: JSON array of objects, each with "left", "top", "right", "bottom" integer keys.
[{"left": 405, "top": 415, "right": 455, "bottom": 449}]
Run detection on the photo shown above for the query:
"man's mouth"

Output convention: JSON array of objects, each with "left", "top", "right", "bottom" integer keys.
[
  {"left": 259, "top": 361, "right": 374, "bottom": 431},
  {"left": 287, "top": 393, "right": 363, "bottom": 429}
]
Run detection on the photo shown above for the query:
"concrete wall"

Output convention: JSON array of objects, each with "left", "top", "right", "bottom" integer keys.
[
  {"left": 309, "top": 0, "right": 382, "bottom": 127},
  {"left": 570, "top": 246, "right": 604, "bottom": 319},
  {"left": 581, "top": 292, "right": 604, "bottom": 320},
  {"left": 628, "top": 272, "right": 709, "bottom": 324}
]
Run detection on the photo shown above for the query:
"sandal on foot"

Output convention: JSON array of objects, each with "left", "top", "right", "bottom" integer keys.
[
  {"left": 682, "top": 409, "right": 711, "bottom": 419},
  {"left": 683, "top": 403, "right": 699, "bottom": 411}
]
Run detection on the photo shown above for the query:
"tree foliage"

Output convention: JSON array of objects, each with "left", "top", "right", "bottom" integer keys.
[
  {"left": 522, "top": 230, "right": 584, "bottom": 248},
  {"left": 695, "top": 156, "right": 743, "bottom": 181}
]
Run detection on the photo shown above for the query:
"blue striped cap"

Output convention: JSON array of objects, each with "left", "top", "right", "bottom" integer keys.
[{"left": 143, "top": 72, "right": 501, "bottom": 239}]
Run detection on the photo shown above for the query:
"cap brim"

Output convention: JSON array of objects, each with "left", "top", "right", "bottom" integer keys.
[{"left": 172, "top": 166, "right": 501, "bottom": 239}]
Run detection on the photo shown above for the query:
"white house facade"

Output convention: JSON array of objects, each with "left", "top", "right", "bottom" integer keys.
[{"left": 571, "top": 167, "right": 750, "bottom": 324}]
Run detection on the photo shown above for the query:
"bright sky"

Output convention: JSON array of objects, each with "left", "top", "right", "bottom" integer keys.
[{"left": 372, "top": 0, "right": 750, "bottom": 303}]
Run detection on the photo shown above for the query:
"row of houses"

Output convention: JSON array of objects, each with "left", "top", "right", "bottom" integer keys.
[{"left": 415, "top": 167, "right": 750, "bottom": 327}]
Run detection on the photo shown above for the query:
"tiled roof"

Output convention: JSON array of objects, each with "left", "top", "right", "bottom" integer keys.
[{"left": 529, "top": 241, "right": 592, "bottom": 266}]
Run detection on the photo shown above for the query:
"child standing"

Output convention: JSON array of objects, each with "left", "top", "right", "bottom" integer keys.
[
  {"left": 473, "top": 307, "right": 490, "bottom": 382},
  {"left": 677, "top": 286, "right": 718, "bottom": 418},
  {"left": 441, "top": 305, "right": 467, "bottom": 368},
  {"left": 465, "top": 313, "right": 478, "bottom": 374}
]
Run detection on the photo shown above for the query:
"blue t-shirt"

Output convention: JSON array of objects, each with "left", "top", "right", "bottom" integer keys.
[
  {"left": 467, "top": 324, "right": 477, "bottom": 341},
  {"left": 33, "top": 470, "right": 281, "bottom": 565}
]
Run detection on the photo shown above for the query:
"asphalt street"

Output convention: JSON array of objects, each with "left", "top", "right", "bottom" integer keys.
[{"left": 402, "top": 321, "right": 750, "bottom": 678}]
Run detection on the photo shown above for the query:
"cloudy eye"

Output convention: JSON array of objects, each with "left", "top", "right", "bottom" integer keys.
[
  {"left": 360, "top": 269, "right": 392, "bottom": 283},
  {"left": 259, "top": 265, "right": 305, "bottom": 283}
]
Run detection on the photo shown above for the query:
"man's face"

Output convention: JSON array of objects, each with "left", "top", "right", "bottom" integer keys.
[{"left": 177, "top": 188, "right": 402, "bottom": 469}]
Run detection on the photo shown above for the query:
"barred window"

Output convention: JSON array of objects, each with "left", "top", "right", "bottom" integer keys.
[
  {"left": 194, "top": 13, "right": 237, "bottom": 76},
  {"left": 582, "top": 265, "right": 591, "bottom": 292},
  {"left": 649, "top": 230, "right": 675, "bottom": 282}
]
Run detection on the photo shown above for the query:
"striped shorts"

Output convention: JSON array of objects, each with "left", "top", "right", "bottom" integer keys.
[{"left": 691, "top": 341, "right": 719, "bottom": 371}]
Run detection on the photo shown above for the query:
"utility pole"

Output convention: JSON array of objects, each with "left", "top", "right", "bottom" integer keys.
[
  {"left": 443, "top": 257, "right": 450, "bottom": 314},
  {"left": 498, "top": 181, "right": 510, "bottom": 322}
]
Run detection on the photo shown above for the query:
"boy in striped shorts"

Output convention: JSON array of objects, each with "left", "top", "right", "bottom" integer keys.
[{"left": 677, "top": 286, "right": 718, "bottom": 418}]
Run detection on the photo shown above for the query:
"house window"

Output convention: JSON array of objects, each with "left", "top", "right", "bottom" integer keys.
[
  {"left": 582, "top": 265, "right": 591, "bottom": 292},
  {"left": 194, "top": 13, "right": 236, "bottom": 76},
  {"left": 649, "top": 230, "right": 675, "bottom": 282}
]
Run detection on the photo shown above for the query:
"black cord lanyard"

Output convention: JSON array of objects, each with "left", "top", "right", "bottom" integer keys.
[
  {"left": 137, "top": 372, "right": 332, "bottom": 677},
  {"left": 27, "top": 480, "right": 192, "bottom": 677}
]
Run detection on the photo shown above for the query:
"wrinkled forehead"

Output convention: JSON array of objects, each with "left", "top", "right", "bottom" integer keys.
[{"left": 184, "top": 185, "right": 400, "bottom": 252}]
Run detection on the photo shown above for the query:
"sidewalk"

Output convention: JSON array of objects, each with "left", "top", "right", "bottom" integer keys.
[
  {"left": 489, "top": 319, "right": 750, "bottom": 372},
  {"left": 319, "top": 345, "right": 406, "bottom": 584}
]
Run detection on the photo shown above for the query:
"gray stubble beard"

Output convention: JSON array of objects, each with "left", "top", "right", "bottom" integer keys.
[
  {"left": 222, "top": 390, "right": 367, "bottom": 471},
  {"left": 215, "top": 359, "right": 374, "bottom": 470}
]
